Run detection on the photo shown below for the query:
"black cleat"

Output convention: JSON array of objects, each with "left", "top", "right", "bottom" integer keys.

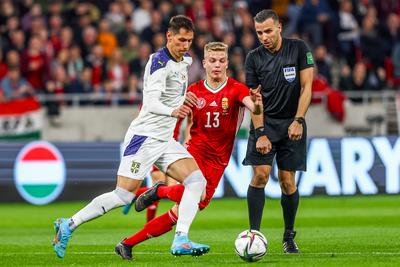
[
  {"left": 134, "top": 182, "right": 166, "bottom": 212},
  {"left": 115, "top": 240, "right": 134, "bottom": 260},
  {"left": 283, "top": 230, "right": 299, "bottom": 254}
]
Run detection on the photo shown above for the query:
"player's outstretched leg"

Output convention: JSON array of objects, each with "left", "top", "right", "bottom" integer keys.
[
  {"left": 171, "top": 233, "right": 210, "bottom": 256},
  {"left": 115, "top": 239, "right": 134, "bottom": 260},
  {"left": 53, "top": 186, "right": 135, "bottom": 258},
  {"left": 135, "top": 181, "right": 166, "bottom": 212},
  {"left": 53, "top": 218, "right": 73, "bottom": 258},
  {"left": 282, "top": 229, "right": 299, "bottom": 253}
]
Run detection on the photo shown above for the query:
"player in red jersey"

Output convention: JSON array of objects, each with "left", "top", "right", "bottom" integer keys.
[{"left": 115, "top": 42, "right": 262, "bottom": 260}]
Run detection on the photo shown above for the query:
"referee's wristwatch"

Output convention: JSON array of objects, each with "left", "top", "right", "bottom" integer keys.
[
  {"left": 255, "top": 127, "right": 266, "bottom": 140},
  {"left": 294, "top": 117, "right": 305, "bottom": 124}
]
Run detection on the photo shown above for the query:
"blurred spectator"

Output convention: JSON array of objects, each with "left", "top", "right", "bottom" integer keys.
[
  {"left": 0, "top": 50, "right": 7, "bottom": 80},
  {"left": 380, "top": 13, "right": 400, "bottom": 57},
  {"left": 359, "top": 11, "right": 385, "bottom": 68},
  {"left": 159, "top": 0, "right": 176, "bottom": 28},
  {"left": 64, "top": 67, "right": 94, "bottom": 106},
  {"left": 119, "top": 74, "right": 142, "bottom": 105},
  {"left": 65, "top": 67, "right": 93, "bottom": 95},
  {"left": 121, "top": 34, "right": 140, "bottom": 63},
  {"left": 107, "top": 48, "right": 129, "bottom": 92},
  {"left": 210, "top": 1, "right": 233, "bottom": 41},
  {"left": 141, "top": 10, "right": 166, "bottom": 45},
  {"left": 152, "top": 32, "right": 166, "bottom": 51},
  {"left": 66, "top": 45, "right": 84, "bottom": 81},
  {"left": 188, "top": 51, "right": 203, "bottom": 84},
  {"left": 129, "top": 42, "right": 151, "bottom": 77},
  {"left": 132, "top": 0, "right": 153, "bottom": 34},
  {"left": 9, "top": 30, "right": 26, "bottom": 54},
  {"left": 314, "top": 45, "right": 332, "bottom": 84},
  {"left": 339, "top": 62, "right": 386, "bottom": 101},
  {"left": 45, "top": 65, "right": 67, "bottom": 126},
  {"left": 283, "top": 0, "right": 303, "bottom": 38},
  {"left": 230, "top": 47, "right": 245, "bottom": 81},
  {"left": 337, "top": 0, "right": 359, "bottom": 67},
  {"left": 21, "top": 3, "right": 43, "bottom": 32},
  {"left": 105, "top": 1, "right": 125, "bottom": 33},
  {"left": 298, "top": 0, "right": 331, "bottom": 46},
  {"left": 80, "top": 26, "right": 98, "bottom": 60},
  {"left": 240, "top": 31, "right": 256, "bottom": 55},
  {"left": 6, "top": 50, "right": 20, "bottom": 67},
  {"left": 185, "top": 0, "right": 213, "bottom": 22},
  {"left": 0, "top": 65, "right": 33, "bottom": 101},
  {"left": 21, "top": 35, "right": 48, "bottom": 92},
  {"left": 86, "top": 45, "right": 107, "bottom": 92},
  {"left": 97, "top": 19, "right": 118, "bottom": 58}
]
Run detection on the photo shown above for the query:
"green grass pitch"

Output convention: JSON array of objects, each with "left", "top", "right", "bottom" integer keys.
[{"left": 1, "top": 195, "right": 400, "bottom": 266}]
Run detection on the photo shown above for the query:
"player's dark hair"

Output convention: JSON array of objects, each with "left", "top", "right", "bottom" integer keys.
[
  {"left": 168, "top": 15, "right": 195, "bottom": 33},
  {"left": 254, "top": 9, "right": 279, "bottom": 24}
]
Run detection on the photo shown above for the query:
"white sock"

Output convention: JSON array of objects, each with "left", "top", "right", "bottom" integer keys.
[
  {"left": 70, "top": 187, "right": 133, "bottom": 229},
  {"left": 175, "top": 170, "right": 206, "bottom": 234}
]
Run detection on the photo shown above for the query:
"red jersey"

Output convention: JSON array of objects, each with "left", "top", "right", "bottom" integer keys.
[{"left": 186, "top": 77, "right": 249, "bottom": 167}]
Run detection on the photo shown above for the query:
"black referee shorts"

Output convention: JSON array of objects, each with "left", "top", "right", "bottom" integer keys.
[{"left": 242, "top": 117, "right": 307, "bottom": 171}]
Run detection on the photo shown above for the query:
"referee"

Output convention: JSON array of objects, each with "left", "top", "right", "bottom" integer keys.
[{"left": 243, "top": 9, "right": 314, "bottom": 253}]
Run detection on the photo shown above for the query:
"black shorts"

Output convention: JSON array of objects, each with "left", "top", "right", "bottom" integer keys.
[{"left": 242, "top": 117, "right": 307, "bottom": 171}]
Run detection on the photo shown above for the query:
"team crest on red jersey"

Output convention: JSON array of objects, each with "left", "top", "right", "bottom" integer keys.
[
  {"left": 221, "top": 97, "right": 229, "bottom": 114},
  {"left": 197, "top": 98, "right": 206, "bottom": 109}
]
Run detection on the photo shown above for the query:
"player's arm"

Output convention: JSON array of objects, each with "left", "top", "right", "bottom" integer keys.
[
  {"left": 245, "top": 53, "right": 271, "bottom": 154},
  {"left": 242, "top": 85, "right": 262, "bottom": 115},
  {"left": 146, "top": 66, "right": 190, "bottom": 118},
  {"left": 288, "top": 67, "right": 313, "bottom": 140},
  {"left": 183, "top": 111, "right": 193, "bottom": 145},
  {"left": 288, "top": 41, "right": 314, "bottom": 140}
]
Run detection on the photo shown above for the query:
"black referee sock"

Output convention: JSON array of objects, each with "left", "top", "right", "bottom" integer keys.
[
  {"left": 247, "top": 185, "right": 265, "bottom": 231},
  {"left": 281, "top": 189, "right": 299, "bottom": 231}
]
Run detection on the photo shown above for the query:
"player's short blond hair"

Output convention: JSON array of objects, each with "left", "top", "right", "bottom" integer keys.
[{"left": 204, "top": 42, "right": 228, "bottom": 57}]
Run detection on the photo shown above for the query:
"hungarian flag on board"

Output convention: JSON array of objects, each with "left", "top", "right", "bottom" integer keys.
[{"left": 0, "top": 97, "right": 42, "bottom": 140}]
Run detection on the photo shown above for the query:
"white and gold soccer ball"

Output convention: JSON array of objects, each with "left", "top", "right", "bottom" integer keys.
[{"left": 234, "top": 230, "right": 268, "bottom": 262}]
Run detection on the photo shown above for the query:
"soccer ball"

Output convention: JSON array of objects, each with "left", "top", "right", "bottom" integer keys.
[{"left": 234, "top": 230, "right": 268, "bottom": 262}]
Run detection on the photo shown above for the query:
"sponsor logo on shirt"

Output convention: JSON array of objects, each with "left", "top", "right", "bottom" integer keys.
[
  {"left": 210, "top": 101, "right": 218, "bottom": 107},
  {"left": 283, "top": 66, "right": 296, "bottom": 82}
]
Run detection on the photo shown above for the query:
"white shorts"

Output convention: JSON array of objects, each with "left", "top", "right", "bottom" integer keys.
[{"left": 117, "top": 133, "right": 193, "bottom": 180}]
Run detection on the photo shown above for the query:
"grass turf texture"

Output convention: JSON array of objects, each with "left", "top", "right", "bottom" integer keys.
[{"left": 0, "top": 195, "right": 399, "bottom": 266}]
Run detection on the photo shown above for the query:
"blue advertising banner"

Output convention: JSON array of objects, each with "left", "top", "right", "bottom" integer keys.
[{"left": 0, "top": 136, "right": 399, "bottom": 204}]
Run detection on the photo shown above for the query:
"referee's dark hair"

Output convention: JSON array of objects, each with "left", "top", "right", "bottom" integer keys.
[
  {"left": 254, "top": 9, "right": 279, "bottom": 24},
  {"left": 168, "top": 15, "right": 195, "bottom": 33}
]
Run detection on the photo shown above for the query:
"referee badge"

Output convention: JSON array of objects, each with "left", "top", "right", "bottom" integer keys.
[
  {"left": 283, "top": 66, "right": 296, "bottom": 83},
  {"left": 131, "top": 161, "right": 141, "bottom": 174}
]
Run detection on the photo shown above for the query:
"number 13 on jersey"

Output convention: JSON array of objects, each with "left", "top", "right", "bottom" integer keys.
[{"left": 205, "top": 112, "right": 220, "bottom": 128}]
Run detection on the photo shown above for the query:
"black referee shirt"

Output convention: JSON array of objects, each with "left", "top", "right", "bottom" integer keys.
[{"left": 245, "top": 38, "right": 314, "bottom": 119}]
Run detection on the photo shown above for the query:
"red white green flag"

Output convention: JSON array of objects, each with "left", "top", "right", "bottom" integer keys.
[{"left": 0, "top": 97, "right": 42, "bottom": 140}]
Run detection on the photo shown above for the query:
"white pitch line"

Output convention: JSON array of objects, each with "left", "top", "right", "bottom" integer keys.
[{"left": 2, "top": 252, "right": 400, "bottom": 256}]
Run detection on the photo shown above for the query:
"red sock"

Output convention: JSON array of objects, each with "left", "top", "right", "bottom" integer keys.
[
  {"left": 146, "top": 201, "right": 159, "bottom": 222},
  {"left": 135, "top": 187, "right": 148, "bottom": 198},
  {"left": 157, "top": 184, "right": 184, "bottom": 203},
  {"left": 123, "top": 209, "right": 178, "bottom": 247}
]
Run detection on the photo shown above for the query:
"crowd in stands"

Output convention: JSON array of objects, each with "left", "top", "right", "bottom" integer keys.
[{"left": 0, "top": 0, "right": 399, "bottom": 123}]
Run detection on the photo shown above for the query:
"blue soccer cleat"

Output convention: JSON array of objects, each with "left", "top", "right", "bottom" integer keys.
[
  {"left": 122, "top": 203, "right": 132, "bottom": 215},
  {"left": 122, "top": 198, "right": 136, "bottom": 215},
  {"left": 53, "top": 218, "right": 73, "bottom": 258},
  {"left": 171, "top": 235, "right": 210, "bottom": 257}
]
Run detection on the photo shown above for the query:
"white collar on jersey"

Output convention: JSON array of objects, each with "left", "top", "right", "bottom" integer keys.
[{"left": 203, "top": 78, "right": 228, "bottom": 94}]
